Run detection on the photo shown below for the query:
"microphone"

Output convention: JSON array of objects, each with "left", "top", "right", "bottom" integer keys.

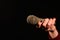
[
  {"left": 27, "top": 15, "right": 44, "bottom": 25},
  {"left": 26, "top": 15, "right": 54, "bottom": 32}
]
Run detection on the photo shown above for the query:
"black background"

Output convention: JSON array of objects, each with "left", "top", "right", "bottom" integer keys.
[
  {"left": 17, "top": 0, "right": 60, "bottom": 40},
  {"left": 16, "top": 0, "right": 60, "bottom": 40},
  {"left": 0, "top": 0, "right": 60, "bottom": 40}
]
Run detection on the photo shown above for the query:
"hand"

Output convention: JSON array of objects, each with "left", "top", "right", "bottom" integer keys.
[{"left": 37, "top": 18, "right": 58, "bottom": 39}]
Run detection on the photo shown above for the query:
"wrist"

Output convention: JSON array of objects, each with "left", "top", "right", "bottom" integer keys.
[{"left": 49, "top": 29, "right": 58, "bottom": 39}]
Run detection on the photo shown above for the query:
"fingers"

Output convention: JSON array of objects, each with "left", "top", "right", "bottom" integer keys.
[
  {"left": 37, "top": 18, "right": 56, "bottom": 29},
  {"left": 43, "top": 18, "right": 56, "bottom": 27},
  {"left": 45, "top": 18, "right": 56, "bottom": 31},
  {"left": 48, "top": 18, "right": 56, "bottom": 25},
  {"left": 43, "top": 18, "right": 49, "bottom": 28}
]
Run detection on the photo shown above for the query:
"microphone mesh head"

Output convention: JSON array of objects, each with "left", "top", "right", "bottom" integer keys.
[{"left": 27, "top": 15, "right": 40, "bottom": 24}]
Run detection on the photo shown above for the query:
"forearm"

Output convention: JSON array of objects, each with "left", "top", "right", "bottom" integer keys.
[{"left": 49, "top": 32, "right": 60, "bottom": 40}]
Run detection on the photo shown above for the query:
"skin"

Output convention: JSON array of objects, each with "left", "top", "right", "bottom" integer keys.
[{"left": 37, "top": 18, "right": 58, "bottom": 39}]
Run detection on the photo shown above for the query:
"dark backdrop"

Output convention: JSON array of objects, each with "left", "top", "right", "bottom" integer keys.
[{"left": 16, "top": 0, "right": 60, "bottom": 40}]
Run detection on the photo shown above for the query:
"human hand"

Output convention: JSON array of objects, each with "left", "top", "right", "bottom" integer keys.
[{"left": 37, "top": 18, "right": 58, "bottom": 39}]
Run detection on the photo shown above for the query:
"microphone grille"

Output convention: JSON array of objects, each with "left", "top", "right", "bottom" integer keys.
[{"left": 27, "top": 15, "right": 39, "bottom": 24}]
